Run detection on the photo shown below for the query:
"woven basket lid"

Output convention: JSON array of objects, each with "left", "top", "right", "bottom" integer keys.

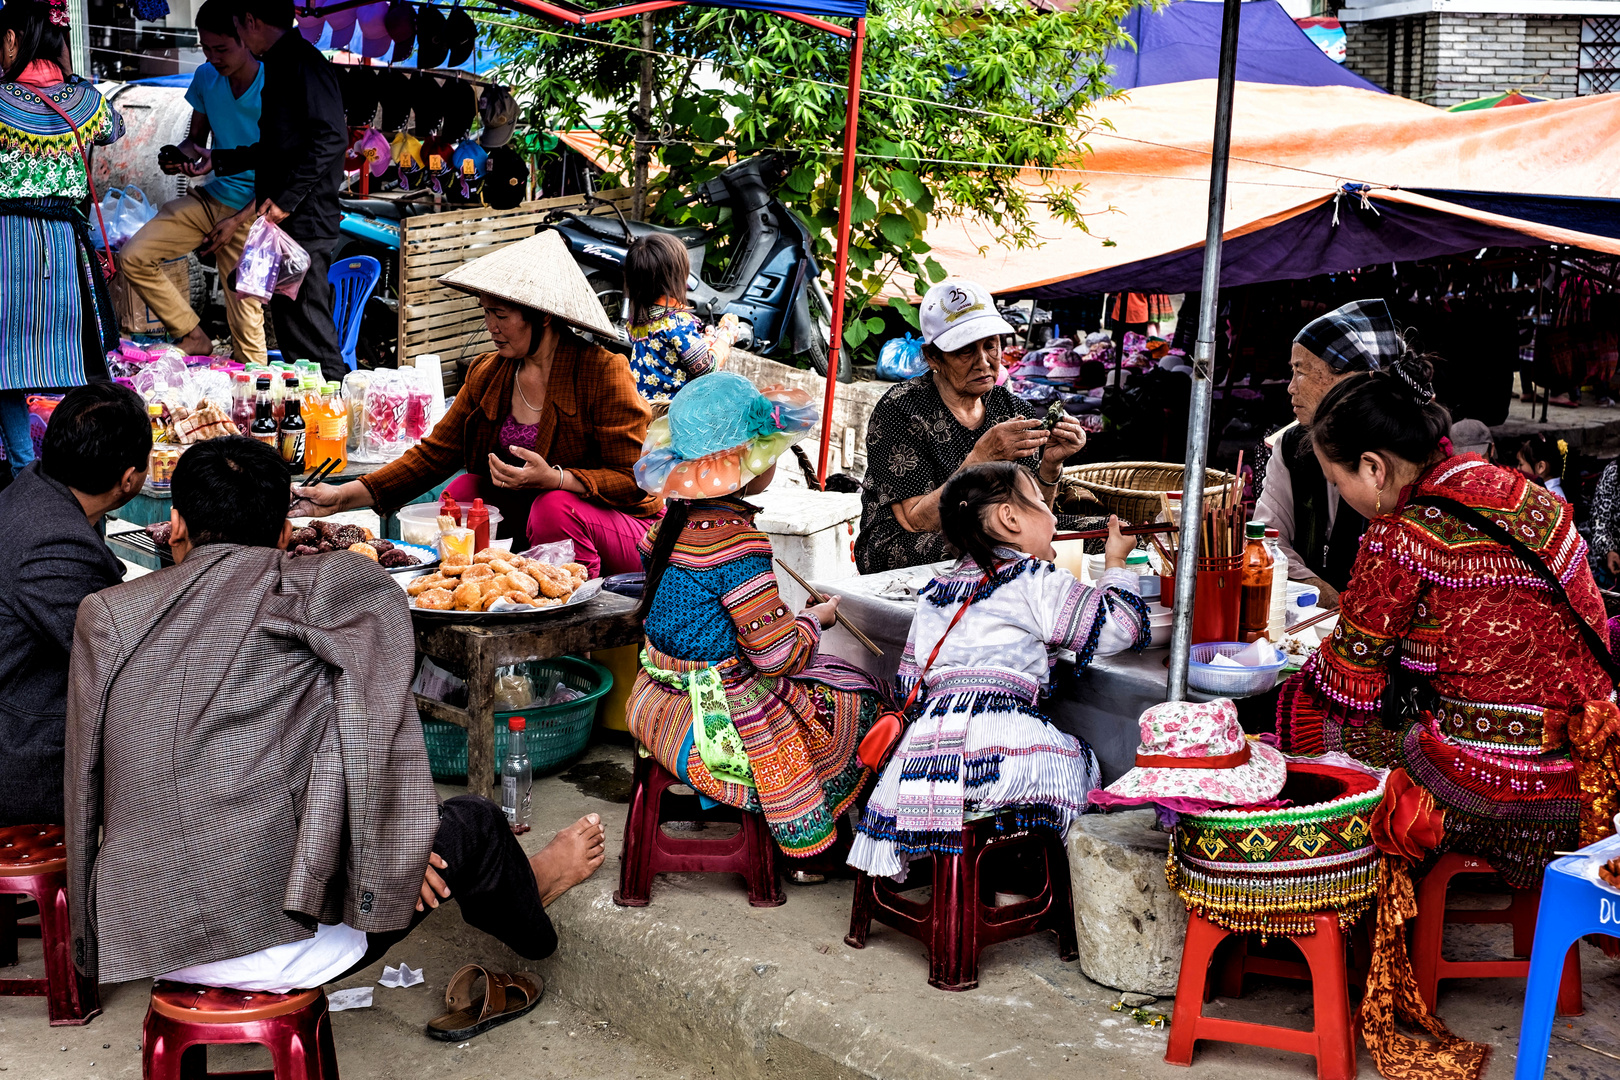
[{"left": 437, "top": 230, "right": 618, "bottom": 340}]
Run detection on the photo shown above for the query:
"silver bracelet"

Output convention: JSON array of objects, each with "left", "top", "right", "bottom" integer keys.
[{"left": 555, "top": 465, "right": 566, "bottom": 489}]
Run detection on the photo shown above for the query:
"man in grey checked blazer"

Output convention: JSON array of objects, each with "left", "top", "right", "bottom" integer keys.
[{"left": 66, "top": 437, "right": 606, "bottom": 994}]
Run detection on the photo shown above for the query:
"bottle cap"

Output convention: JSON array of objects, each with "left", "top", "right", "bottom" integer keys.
[
  {"left": 256, "top": 374, "right": 272, "bottom": 389},
  {"left": 1245, "top": 521, "right": 1266, "bottom": 540},
  {"left": 1264, "top": 527, "right": 1279, "bottom": 539},
  {"left": 508, "top": 716, "right": 526, "bottom": 732}
]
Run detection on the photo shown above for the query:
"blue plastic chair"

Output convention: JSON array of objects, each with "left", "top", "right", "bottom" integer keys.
[
  {"left": 1512, "top": 844, "right": 1619, "bottom": 1080},
  {"left": 329, "top": 255, "right": 382, "bottom": 372}
]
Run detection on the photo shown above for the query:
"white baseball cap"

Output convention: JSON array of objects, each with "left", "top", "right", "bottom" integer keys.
[{"left": 920, "top": 279, "right": 1016, "bottom": 353}]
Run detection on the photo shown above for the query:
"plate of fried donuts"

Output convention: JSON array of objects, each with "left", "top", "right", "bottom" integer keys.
[{"left": 399, "top": 547, "right": 601, "bottom": 619}]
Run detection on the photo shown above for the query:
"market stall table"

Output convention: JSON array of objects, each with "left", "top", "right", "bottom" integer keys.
[
  {"left": 412, "top": 591, "right": 643, "bottom": 800},
  {"left": 811, "top": 563, "right": 1279, "bottom": 784}
]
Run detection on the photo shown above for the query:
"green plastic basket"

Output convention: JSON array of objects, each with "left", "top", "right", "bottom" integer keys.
[{"left": 420, "top": 656, "right": 612, "bottom": 783}]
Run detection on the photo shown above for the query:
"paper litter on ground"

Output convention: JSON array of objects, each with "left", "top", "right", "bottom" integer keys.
[
  {"left": 380, "top": 963, "right": 424, "bottom": 988},
  {"left": 327, "top": 987, "right": 373, "bottom": 1011}
]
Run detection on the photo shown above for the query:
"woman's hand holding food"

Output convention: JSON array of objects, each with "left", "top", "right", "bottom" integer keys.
[
  {"left": 967, "top": 418, "right": 1047, "bottom": 466},
  {"left": 1041, "top": 416, "right": 1086, "bottom": 481}
]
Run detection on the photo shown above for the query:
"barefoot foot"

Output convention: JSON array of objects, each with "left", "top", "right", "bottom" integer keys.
[
  {"left": 176, "top": 326, "right": 213, "bottom": 356},
  {"left": 530, "top": 813, "right": 607, "bottom": 906}
]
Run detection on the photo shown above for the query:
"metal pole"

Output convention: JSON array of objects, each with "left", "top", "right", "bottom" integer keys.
[
  {"left": 1166, "top": 0, "right": 1242, "bottom": 702},
  {"left": 817, "top": 17, "right": 865, "bottom": 487}
]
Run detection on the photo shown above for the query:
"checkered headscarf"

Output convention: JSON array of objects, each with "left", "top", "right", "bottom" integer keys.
[{"left": 1293, "top": 299, "right": 1401, "bottom": 373}]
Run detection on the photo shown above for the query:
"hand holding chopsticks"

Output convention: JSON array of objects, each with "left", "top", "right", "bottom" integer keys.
[
  {"left": 287, "top": 458, "right": 342, "bottom": 516},
  {"left": 774, "top": 559, "right": 883, "bottom": 657}
]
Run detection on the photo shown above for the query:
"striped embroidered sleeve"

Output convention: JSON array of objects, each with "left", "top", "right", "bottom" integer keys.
[
  {"left": 719, "top": 553, "right": 819, "bottom": 676},
  {"left": 1303, "top": 519, "right": 1421, "bottom": 715},
  {"left": 1038, "top": 565, "right": 1150, "bottom": 667}
]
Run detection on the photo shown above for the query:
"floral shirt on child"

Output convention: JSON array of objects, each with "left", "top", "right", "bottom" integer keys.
[{"left": 629, "top": 305, "right": 714, "bottom": 405}]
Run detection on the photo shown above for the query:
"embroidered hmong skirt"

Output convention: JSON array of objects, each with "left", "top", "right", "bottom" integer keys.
[
  {"left": 847, "top": 689, "right": 1100, "bottom": 881},
  {"left": 627, "top": 643, "right": 882, "bottom": 857},
  {"left": 0, "top": 203, "right": 115, "bottom": 391}
]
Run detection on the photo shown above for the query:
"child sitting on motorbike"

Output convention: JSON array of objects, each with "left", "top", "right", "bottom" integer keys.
[{"left": 625, "top": 233, "right": 736, "bottom": 408}]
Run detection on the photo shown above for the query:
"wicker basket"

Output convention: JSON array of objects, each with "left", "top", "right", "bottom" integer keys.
[
  {"left": 420, "top": 656, "right": 612, "bottom": 783},
  {"left": 1062, "top": 462, "right": 1237, "bottom": 526}
]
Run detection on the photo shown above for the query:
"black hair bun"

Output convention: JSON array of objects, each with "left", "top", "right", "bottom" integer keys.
[{"left": 1391, "top": 354, "right": 1435, "bottom": 406}]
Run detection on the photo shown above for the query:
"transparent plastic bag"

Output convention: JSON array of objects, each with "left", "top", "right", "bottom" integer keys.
[
  {"left": 877, "top": 332, "right": 927, "bottom": 381},
  {"left": 235, "top": 216, "right": 312, "bottom": 303},
  {"left": 359, "top": 368, "right": 411, "bottom": 460}
]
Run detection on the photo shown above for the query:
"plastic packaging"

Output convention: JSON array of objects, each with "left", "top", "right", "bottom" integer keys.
[
  {"left": 501, "top": 716, "right": 532, "bottom": 834},
  {"left": 877, "top": 332, "right": 927, "bottom": 381},
  {"left": 359, "top": 368, "right": 411, "bottom": 460},
  {"left": 1263, "top": 527, "right": 1289, "bottom": 645},
  {"left": 235, "top": 216, "right": 312, "bottom": 303},
  {"left": 341, "top": 369, "right": 371, "bottom": 450}
]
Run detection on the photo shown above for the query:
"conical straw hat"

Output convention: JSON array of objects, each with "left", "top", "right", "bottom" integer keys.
[{"left": 438, "top": 229, "right": 618, "bottom": 339}]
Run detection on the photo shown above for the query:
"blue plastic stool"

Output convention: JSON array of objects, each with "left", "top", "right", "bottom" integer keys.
[
  {"left": 329, "top": 255, "right": 382, "bottom": 372},
  {"left": 1512, "top": 847, "right": 1619, "bottom": 1080}
]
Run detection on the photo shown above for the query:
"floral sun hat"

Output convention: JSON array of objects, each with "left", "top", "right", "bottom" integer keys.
[
  {"left": 634, "top": 371, "right": 818, "bottom": 499},
  {"left": 1101, "top": 699, "right": 1286, "bottom": 807}
]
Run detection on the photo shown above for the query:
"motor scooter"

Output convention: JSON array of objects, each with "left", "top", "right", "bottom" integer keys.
[
  {"left": 332, "top": 193, "right": 440, "bottom": 369},
  {"left": 543, "top": 153, "right": 851, "bottom": 380}
]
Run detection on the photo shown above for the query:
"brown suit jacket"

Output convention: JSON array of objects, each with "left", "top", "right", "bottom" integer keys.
[
  {"left": 65, "top": 545, "right": 439, "bottom": 984},
  {"left": 359, "top": 338, "right": 660, "bottom": 517}
]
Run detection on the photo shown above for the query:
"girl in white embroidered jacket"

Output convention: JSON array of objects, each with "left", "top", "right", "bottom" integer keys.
[{"left": 847, "top": 461, "right": 1149, "bottom": 880}]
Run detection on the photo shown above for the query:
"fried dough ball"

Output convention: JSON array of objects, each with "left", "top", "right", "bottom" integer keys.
[
  {"left": 461, "top": 564, "right": 495, "bottom": 583},
  {"left": 452, "top": 581, "right": 485, "bottom": 610},
  {"left": 349, "top": 542, "right": 379, "bottom": 561},
  {"left": 415, "top": 587, "right": 454, "bottom": 610},
  {"left": 440, "top": 553, "right": 471, "bottom": 576},
  {"left": 502, "top": 570, "right": 539, "bottom": 598},
  {"left": 406, "top": 573, "right": 448, "bottom": 596}
]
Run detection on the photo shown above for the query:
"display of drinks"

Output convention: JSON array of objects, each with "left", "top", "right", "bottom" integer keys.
[
  {"left": 1263, "top": 527, "right": 1289, "bottom": 644},
  {"left": 301, "top": 373, "right": 322, "bottom": 421},
  {"left": 249, "top": 374, "right": 277, "bottom": 447},
  {"left": 230, "top": 373, "right": 255, "bottom": 434},
  {"left": 1239, "top": 521, "right": 1274, "bottom": 643},
  {"left": 306, "top": 382, "right": 348, "bottom": 474},
  {"left": 268, "top": 368, "right": 287, "bottom": 425},
  {"left": 278, "top": 374, "right": 306, "bottom": 473},
  {"left": 147, "top": 402, "right": 165, "bottom": 442},
  {"left": 501, "top": 717, "right": 532, "bottom": 834}
]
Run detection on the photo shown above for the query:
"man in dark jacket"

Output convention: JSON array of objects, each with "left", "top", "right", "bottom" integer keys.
[
  {"left": 207, "top": 0, "right": 347, "bottom": 381},
  {"left": 67, "top": 437, "right": 605, "bottom": 997},
  {"left": 0, "top": 383, "right": 149, "bottom": 825}
]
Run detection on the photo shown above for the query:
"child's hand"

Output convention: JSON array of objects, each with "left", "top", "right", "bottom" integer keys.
[
  {"left": 1103, "top": 515, "right": 1133, "bottom": 570},
  {"left": 804, "top": 595, "right": 840, "bottom": 629}
]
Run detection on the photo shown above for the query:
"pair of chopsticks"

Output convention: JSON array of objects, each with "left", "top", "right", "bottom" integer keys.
[
  {"left": 302, "top": 457, "right": 341, "bottom": 487},
  {"left": 1052, "top": 523, "right": 1177, "bottom": 543},
  {"left": 1290, "top": 607, "right": 1339, "bottom": 635},
  {"left": 774, "top": 559, "right": 883, "bottom": 658}
]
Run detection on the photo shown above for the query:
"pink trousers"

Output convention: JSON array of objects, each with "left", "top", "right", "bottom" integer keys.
[{"left": 442, "top": 474, "right": 660, "bottom": 578}]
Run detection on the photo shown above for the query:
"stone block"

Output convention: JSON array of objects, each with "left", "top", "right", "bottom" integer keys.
[{"left": 1068, "top": 809, "right": 1187, "bottom": 997}]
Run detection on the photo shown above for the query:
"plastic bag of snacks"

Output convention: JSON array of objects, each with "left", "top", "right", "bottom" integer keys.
[
  {"left": 342, "top": 369, "right": 372, "bottom": 451},
  {"left": 235, "top": 217, "right": 312, "bottom": 303},
  {"left": 359, "top": 368, "right": 411, "bottom": 460}
]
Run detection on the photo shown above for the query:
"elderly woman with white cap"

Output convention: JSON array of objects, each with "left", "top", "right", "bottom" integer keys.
[{"left": 855, "top": 280, "right": 1087, "bottom": 575}]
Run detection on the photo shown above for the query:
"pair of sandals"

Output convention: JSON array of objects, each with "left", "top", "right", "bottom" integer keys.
[{"left": 426, "top": 963, "right": 544, "bottom": 1041}]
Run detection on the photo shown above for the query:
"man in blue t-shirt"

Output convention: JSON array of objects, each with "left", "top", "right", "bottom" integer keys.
[{"left": 120, "top": 0, "right": 266, "bottom": 363}]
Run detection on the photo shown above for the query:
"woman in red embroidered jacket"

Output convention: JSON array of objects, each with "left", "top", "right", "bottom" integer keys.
[{"left": 1275, "top": 355, "right": 1618, "bottom": 886}]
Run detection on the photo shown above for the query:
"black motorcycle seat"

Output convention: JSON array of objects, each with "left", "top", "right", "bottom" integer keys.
[
  {"left": 339, "top": 196, "right": 436, "bottom": 221},
  {"left": 567, "top": 213, "right": 706, "bottom": 246}
]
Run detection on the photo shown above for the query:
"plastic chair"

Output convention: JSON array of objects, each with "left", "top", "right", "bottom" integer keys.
[
  {"left": 0, "top": 824, "right": 100, "bottom": 1025},
  {"left": 328, "top": 255, "right": 382, "bottom": 372},
  {"left": 613, "top": 751, "right": 784, "bottom": 908},
  {"left": 1411, "top": 852, "right": 1582, "bottom": 1016},
  {"left": 844, "top": 811, "right": 1078, "bottom": 992},
  {"left": 1513, "top": 852, "right": 1619, "bottom": 1080},
  {"left": 143, "top": 983, "right": 339, "bottom": 1080},
  {"left": 1164, "top": 910, "right": 1356, "bottom": 1080}
]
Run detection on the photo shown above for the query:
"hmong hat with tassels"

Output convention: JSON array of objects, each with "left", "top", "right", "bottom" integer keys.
[{"left": 634, "top": 371, "right": 817, "bottom": 499}]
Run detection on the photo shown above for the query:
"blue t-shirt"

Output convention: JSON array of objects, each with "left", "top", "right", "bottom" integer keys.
[{"left": 184, "top": 62, "right": 263, "bottom": 211}]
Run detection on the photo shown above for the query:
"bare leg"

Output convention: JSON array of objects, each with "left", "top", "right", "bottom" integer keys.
[
  {"left": 176, "top": 325, "right": 214, "bottom": 356},
  {"left": 530, "top": 813, "right": 607, "bottom": 906}
]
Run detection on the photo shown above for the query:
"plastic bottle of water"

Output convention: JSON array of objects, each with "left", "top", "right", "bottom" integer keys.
[
  {"left": 501, "top": 717, "right": 532, "bottom": 835},
  {"left": 1263, "top": 528, "right": 1289, "bottom": 643}
]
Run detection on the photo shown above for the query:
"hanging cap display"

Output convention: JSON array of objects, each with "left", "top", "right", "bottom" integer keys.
[
  {"left": 634, "top": 372, "right": 818, "bottom": 499},
  {"left": 439, "top": 78, "right": 478, "bottom": 143},
  {"left": 391, "top": 131, "right": 425, "bottom": 171},
  {"left": 919, "top": 279, "right": 1015, "bottom": 353},
  {"left": 411, "top": 74, "right": 445, "bottom": 135},
  {"left": 445, "top": 5, "right": 478, "bottom": 68},
  {"left": 1293, "top": 298, "right": 1401, "bottom": 374},
  {"left": 478, "top": 86, "right": 519, "bottom": 148},
  {"left": 358, "top": 2, "right": 395, "bottom": 60},
  {"left": 378, "top": 69, "right": 413, "bottom": 131},
  {"left": 341, "top": 66, "right": 380, "bottom": 128},
  {"left": 1100, "top": 699, "right": 1287, "bottom": 807},
  {"left": 437, "top": 230, "right": 618, "bottom": 339},
  {"left": 483, "top": 146, "right": 527, "bottom": 209},
  {"left": 414, "top": 4, "right": 450, "bottom": 69},
  {"left": 347, "top": 128, "right": 392, "bottom": 178},
  {"left": 298, "top": 13, "right": 327, "bottom": 43},
  {"left": 451, "top": 138, "right": 488, "bottom": 180},
  {"left": 384, "top": 0, "right": 417, "bottom": 49}
]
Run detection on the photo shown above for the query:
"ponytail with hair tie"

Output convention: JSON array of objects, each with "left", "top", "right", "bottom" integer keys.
[{"left": 1392, "top": 354, "right": 1435, "bottom": 406}]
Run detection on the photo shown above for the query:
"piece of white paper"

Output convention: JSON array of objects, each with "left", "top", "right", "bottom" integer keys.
[
  {"left": 379, "top": 963, "right": 424, "bottom": 988},
  {"left": 1231, "top": 638, "right": 1280, "bottom": 668},
  {"left": 1208, "top": 652, "right": 1245, "bottom": 668},
  {"left": 327, "top": 987, "right": 373, "bottom": 1012}
]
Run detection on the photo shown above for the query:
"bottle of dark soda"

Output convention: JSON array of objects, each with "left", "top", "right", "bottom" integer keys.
[
  {"left": 278, "top": 374, "right": 306, "bottom": 473},
  {"left": 250, "top": 374, "right": 277, "bottom": 448}
]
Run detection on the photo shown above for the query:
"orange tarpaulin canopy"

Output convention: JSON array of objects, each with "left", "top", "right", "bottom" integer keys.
[{"left": 922, "top": 80, "right": 1620, "bottom": 298}]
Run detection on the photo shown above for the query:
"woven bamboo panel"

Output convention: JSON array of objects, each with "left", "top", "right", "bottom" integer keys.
[{"left": 398, "top": 190, "right": 632, "bottom": 392}]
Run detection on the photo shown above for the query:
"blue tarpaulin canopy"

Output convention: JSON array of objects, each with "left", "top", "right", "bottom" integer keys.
[{"left": 1105, "top": 0, "right": 1382, "bottom": 93}]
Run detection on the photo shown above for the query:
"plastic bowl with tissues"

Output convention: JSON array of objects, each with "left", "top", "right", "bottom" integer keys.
[{"left": 1187, "top": 639, "right": 1288, "bottom": 696}]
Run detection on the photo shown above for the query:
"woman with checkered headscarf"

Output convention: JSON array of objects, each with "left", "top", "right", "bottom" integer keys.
[{"left": 1251, "top": 299, "right": 1402, "bottom": 608}]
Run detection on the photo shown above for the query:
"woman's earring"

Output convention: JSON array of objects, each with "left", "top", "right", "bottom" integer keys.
[{"left": 1376, "top": 488, "right": 1383, "bottom": 516}]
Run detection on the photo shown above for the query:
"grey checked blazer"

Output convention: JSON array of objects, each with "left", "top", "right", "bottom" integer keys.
[{"left": 65, "top": 544, "right": 440, "bottom": 984}]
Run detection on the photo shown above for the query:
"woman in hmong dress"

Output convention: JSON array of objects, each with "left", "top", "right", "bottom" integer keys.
[
  {"left": 626, "top": 372, "right": 882, "bottom": 858},
  {"left": 848, "top": 462, "right": 1148, "bottom": 881},
  {"left": 1277, "top": 355, "right": 1620, "bottom": 886},
  {"left": 0, "top": 1, "right": 122, "bottom": 474}
]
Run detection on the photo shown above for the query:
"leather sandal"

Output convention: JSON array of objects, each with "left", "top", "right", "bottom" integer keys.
[{"left": 425, "top": 963, "right": 544, "bottom": 1041}]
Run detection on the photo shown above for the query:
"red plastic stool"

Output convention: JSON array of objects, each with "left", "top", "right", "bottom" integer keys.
[
  {"left": 843, "top": 812, "right": 1078, "bottom": 992},
  {"left": 0, "top": 824, "right": 100, "bottom": 1025},
  {"left": 613, "top": 751, "right": 784, "bottom": 907},
  {"left": 143, "top": 983, "right": 339, "bottom": 1080},
  {"left": 1165, "top": 911, "right": 1356, "bottom": 1080},
  {"left": 1411, "top": 851, "right": 1582, "bottom": 1016}
]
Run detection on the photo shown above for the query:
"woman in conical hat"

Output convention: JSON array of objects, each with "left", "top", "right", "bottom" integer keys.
[
  {"left": 627, "top": 371, "right": 884, "bottom": 861},
  {"left": 300, "top": 231, "right": 662, "bottom": 577}
]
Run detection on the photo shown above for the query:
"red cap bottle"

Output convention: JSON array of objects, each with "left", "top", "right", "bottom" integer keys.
[
  {"left": 465, "top": 498, "right": 490, "bottom": 553},
  {"left": 438, "top": 491, "right": 461, "bottom": 524}
]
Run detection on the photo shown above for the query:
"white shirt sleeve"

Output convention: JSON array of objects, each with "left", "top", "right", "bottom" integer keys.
[
  {"left": 1034, "top": 564, "right": 1144, "bottom": 662},
  {"left": 1253, "top": 436, "right": 1314, "bottom": 581}
]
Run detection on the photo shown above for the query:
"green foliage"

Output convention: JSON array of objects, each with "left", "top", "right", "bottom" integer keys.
[{"left": 486, "top": 0, "right": 1142, "bottom": 361}]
